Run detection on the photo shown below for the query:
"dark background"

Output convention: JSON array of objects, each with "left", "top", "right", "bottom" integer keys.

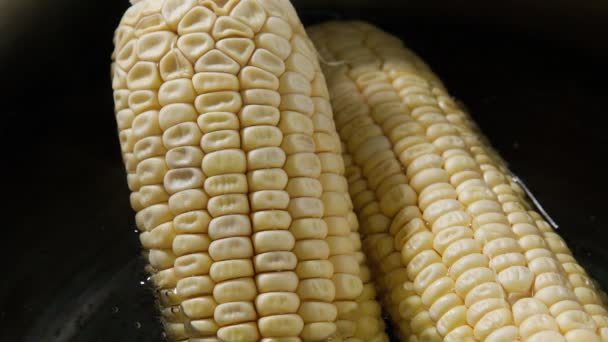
[{"left": 1, "top": 0, "right": 607, "bottom": 341}]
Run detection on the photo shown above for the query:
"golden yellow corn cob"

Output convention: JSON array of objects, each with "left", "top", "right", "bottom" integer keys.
[
  {"left": 111, "top": 1, "right": 388, "bottom": 341},
  {"left": 308, "top": 21, "right": 608, "bottom": 341}
]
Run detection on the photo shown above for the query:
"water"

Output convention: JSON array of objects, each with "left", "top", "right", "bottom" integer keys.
[{"left": 23, "top": 256, "right": 163, "bottom": 342}]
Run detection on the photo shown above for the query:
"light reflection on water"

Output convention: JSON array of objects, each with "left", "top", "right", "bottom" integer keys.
[{"left": 26, "top": 255, "right": 163, "bottom": 342}]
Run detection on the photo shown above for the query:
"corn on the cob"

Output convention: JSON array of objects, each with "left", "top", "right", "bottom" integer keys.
[
  {"left": 111, "top": 1, "right": 387, "bottom": 341},
  {"left": 308, "top": 21, "right": 608, "bottom": 341}
]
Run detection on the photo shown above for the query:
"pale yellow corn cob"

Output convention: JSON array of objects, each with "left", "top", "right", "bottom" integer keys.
[
  {"left": 342, "top": 147, "right": 441, "bottom": 341},
  {"left": 110, "top": 1, "right": 387, "bottom": 341},
  {"left": 338, "top": 142, "right": 390, "bottom": 342},
  {"left": 381, "top": 26, "right": 608, "bottom": 339},
  {"left": 308, "top": 21, "right": 608, "bottom": 342}
]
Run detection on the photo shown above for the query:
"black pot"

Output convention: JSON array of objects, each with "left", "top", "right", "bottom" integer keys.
[{"left": 1, "top": 1, "right": 607, "bottom": 341}]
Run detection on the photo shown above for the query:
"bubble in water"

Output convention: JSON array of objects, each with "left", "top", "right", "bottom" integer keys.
[
  {"left": 139, "top": 281, "right": 145, "bottom": 285},
  {"left": 135, "top": 321, "right": 142, "bottom": 329},
  {"left": 112, "top": 306, "right": 120, "bottom": 314}
]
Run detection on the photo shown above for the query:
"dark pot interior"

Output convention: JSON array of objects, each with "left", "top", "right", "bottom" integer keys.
[{"left": 1, "top": 1, "right": 607, "bottom": 341}]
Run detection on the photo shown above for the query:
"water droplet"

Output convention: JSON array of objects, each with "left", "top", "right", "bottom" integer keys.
[
  {"left": 139, "top": 281, "right": 145, "bottom": 285},
  {"left": 135, "top": 321, "right": 142, "bottom": 329},
  {"left": 112, "top": 306, "right": 120, "bottom": 314}
]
